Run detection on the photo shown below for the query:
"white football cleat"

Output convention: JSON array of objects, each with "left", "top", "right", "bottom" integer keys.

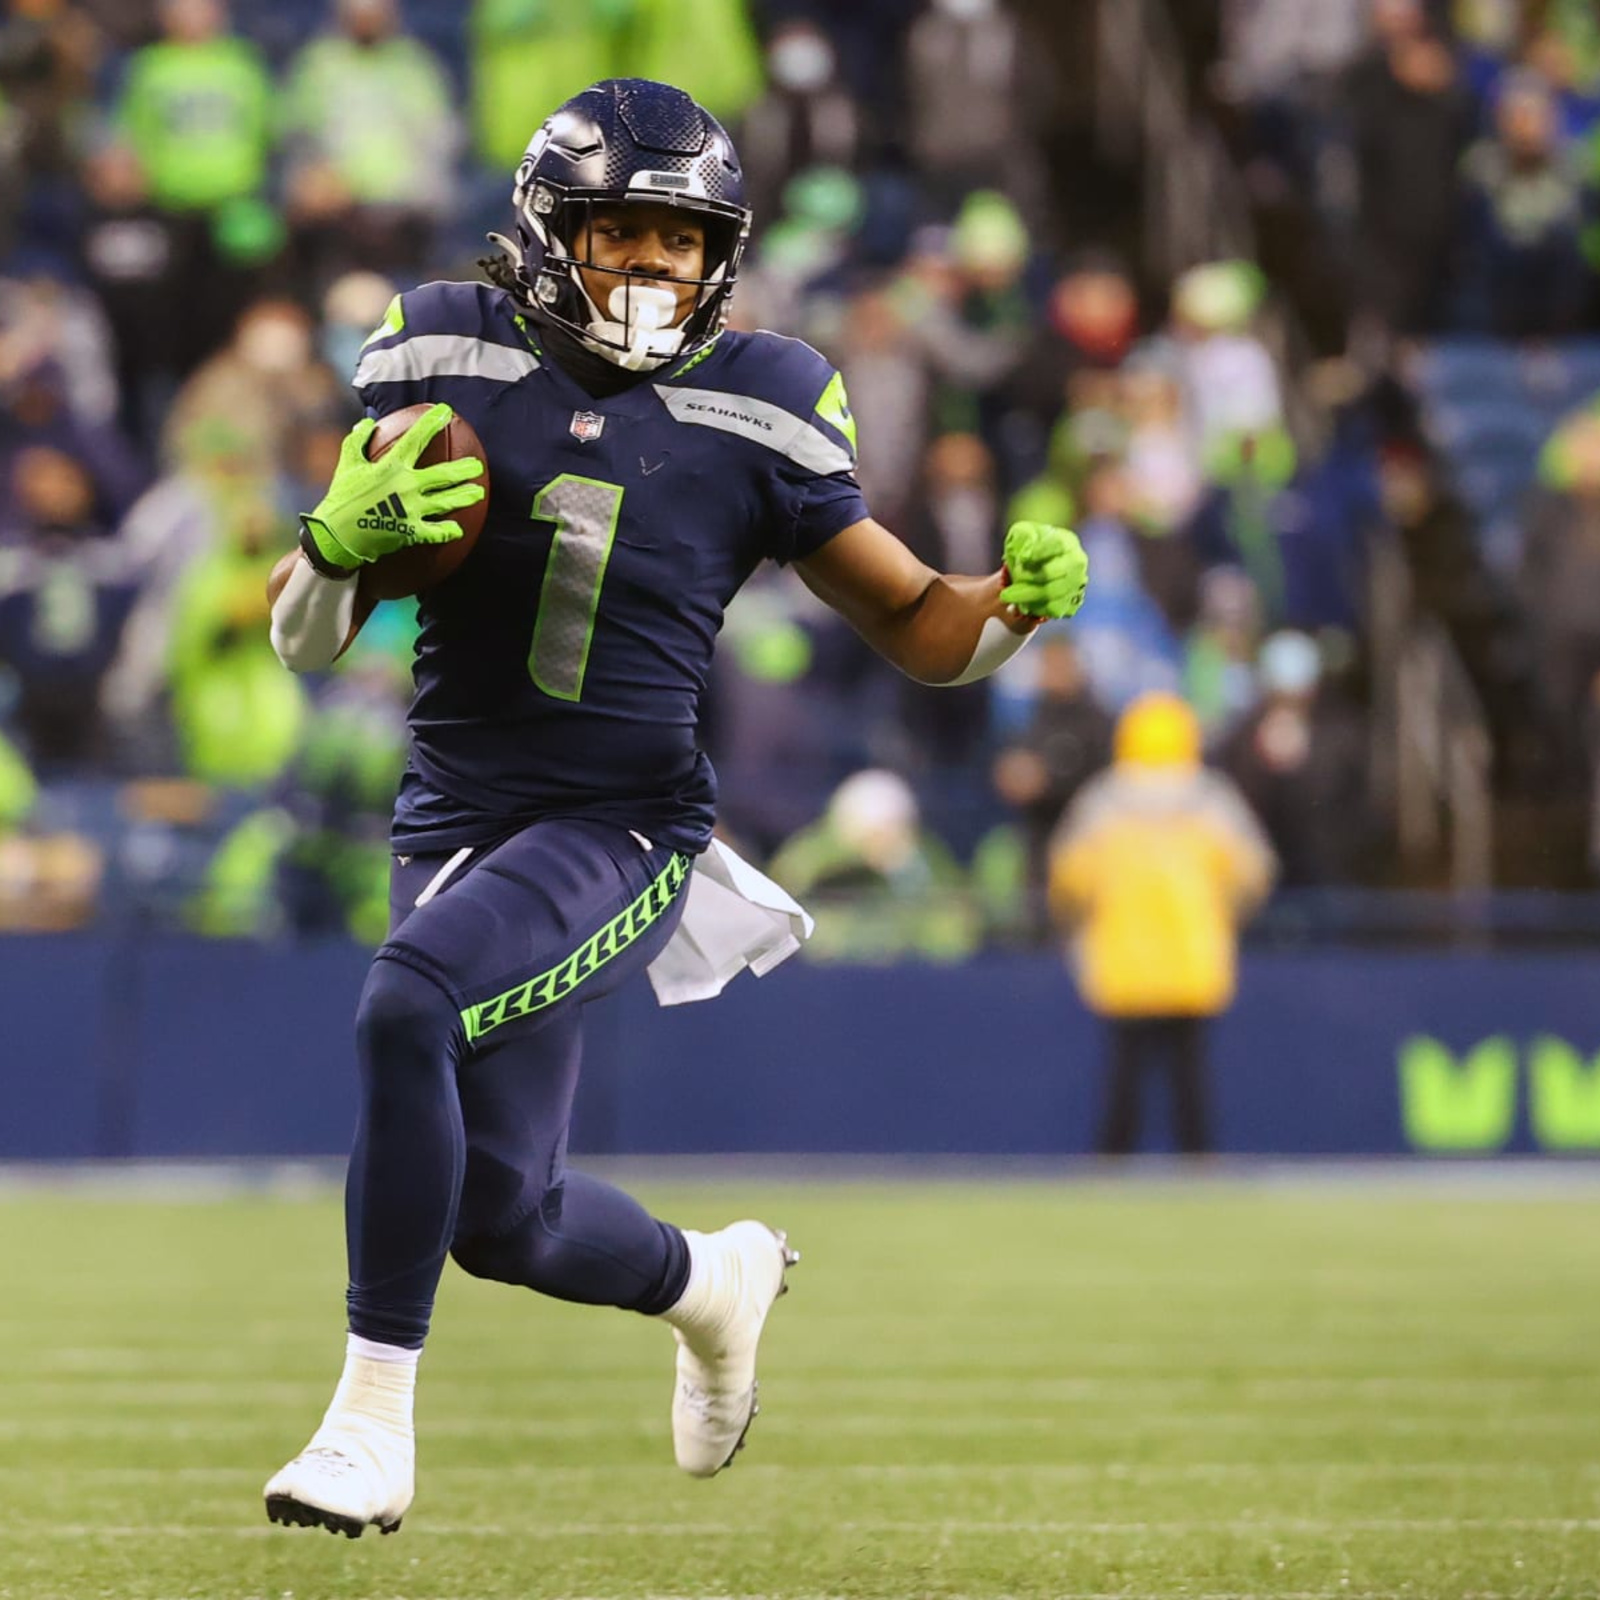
[
  {"left": 662, "top": 1219, "right": 798, "bottom": 1477},
  {"left": 264, "top": 1429, "right": 412, "bottom": 1537},
  {"left": 264, "top": 1352, "right": 415, "bottom": 1537}
]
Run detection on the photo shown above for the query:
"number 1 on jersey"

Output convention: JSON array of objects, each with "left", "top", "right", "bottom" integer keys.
[{"left": 528, "top": 474, "right": 624, "bottom": 701}]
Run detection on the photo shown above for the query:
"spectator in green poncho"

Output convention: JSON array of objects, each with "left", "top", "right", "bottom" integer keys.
[
  {"left": 112, "top": 0, "right": 272, "bottom": 216},
  {"left": 109, "top": 0, "right": 279, "bottom": 371},
  {"left": 278, "top": 618, "right": 410, "bottom": 943},
  {"left": 0, "top": 727, "right": 37, "bottom": 833},
  {"left": 1535, "top": 0, "right": 1600, "bottom": 100},
  {"left": 768, "top": 767, "right": 981, "bottom": 962},
  {"left": 468, "top": 0, "right": 631, "bottom": 171},
  {"left": 192, "top": 612, "right": 412, "bottom": 941},
  {"left": 280, "top": 0, "right": 463, "bottom": 286},
  {"left": 166, "top": 515, "right": 306, "bottom": 789},
  {"left": 623, "top": 0, "right": 763, "bottom": 129}
]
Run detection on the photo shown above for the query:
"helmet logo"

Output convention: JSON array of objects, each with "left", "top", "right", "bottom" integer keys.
[
  {"left": 569, "top": 410, "right": 606, "bottom": 443},
  {"left": 532, "top": 184, "right": 557, "bottom": 215}
]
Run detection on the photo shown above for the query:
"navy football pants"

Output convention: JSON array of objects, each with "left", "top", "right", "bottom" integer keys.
[{"left": 343, "top": 817, "right": 693, "bottom": 1348}]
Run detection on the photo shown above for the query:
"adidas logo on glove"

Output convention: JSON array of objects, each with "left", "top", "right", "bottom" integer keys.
[{"left": 357, "top": 494, "right": 410, "bottom": 534}]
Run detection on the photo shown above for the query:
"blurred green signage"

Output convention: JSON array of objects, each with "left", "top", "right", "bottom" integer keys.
[{"left": 1399, "top": 1036, "right": 1600, "bottom": 1152}]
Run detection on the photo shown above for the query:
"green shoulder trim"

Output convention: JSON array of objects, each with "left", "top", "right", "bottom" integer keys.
[
  {"left": 667, "top": 333, "right": 724, "bottom": 382},
  {"left": 362, "top": 293, "right": 405, "bottom": 350},
  {"left": 512, "top": 311, "right": 542, "bottom": 356},
  {"left": 814, "top": 370, "right": 857, "bottom": 454}
]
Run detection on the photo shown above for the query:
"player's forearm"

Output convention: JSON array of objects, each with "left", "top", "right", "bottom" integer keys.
[
  {"left": 267, "top": 552, "right": 357, "bottom": 673},
  {"left": 794, "top": 519, "right": 1044, "bottom": 685},
  {"left": 873, "top": 571, "right": 1039, "bottom": 686}
]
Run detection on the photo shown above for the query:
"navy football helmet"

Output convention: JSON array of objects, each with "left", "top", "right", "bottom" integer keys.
[{"left": 493, "top": 79, "right": 752, "bottom": 372}]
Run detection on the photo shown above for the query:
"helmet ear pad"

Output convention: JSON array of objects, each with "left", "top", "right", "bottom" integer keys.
[{"left": 505, "top": 79, "right": 752, "bottom": 368}]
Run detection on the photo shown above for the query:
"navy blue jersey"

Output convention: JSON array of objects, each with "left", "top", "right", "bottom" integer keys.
[{"left": 352, "top": 281, "right": 868, "bottom": 855}]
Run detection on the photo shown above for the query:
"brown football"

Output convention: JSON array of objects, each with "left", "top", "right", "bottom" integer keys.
[{"left": 357, "top": 403, "right": 490, "bottom": 602}]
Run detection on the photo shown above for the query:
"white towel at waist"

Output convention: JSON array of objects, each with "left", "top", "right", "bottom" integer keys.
[{"left": 646, "top": 837, "right": 814, "bottom": 1007}]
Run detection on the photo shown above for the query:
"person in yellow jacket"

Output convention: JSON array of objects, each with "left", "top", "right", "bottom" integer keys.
[{"left": 1049, "top": 691, "right": 1276, "bottom": 1155}]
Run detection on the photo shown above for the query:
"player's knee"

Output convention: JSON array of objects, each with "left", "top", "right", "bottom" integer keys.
[
  {"left": 449, "top": 1229, "right": 519, "bottom": 1285},
  {"left": 355, "top": 956, "right": 460, "bottom": 1070},
  {"left": 450, "top": 1200, "right": 566, "bottom": 1291}
]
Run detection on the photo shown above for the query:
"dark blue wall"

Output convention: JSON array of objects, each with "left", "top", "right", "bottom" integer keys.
[{"left": 3, "top": 935, "right": 1597, "bottom": 1159}]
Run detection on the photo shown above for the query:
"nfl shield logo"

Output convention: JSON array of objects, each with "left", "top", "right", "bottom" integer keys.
[{"left": 569, "top": 410, "right": 605, "bottom": 443}]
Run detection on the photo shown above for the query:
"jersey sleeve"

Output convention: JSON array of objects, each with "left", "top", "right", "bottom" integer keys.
[
  {"left": 770, "top": 465, "right": 869, "bottom": 565},
  {"left": 350, "top": 280, "right": 540, "bottom": 416},
  {"left": 760, "top": 349, "right": 869, "bottom": 566}
]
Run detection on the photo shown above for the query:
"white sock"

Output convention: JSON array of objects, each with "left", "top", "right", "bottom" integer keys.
[
  {"left": 315, "top": 1337, "right": 417, "bottom": 1440},
  {"left": 347, "top": 1334, "right": 420, "bottom": 1367},
  {"left": 662, "top": 1228, "right": 728, "bottom": 1334}
]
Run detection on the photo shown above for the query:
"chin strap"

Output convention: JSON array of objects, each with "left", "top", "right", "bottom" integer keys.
[{"left": 485, "top": 228, "right": 697, "bottom": 372}]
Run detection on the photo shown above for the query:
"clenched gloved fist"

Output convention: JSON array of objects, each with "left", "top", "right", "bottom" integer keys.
[
  {"left": 999, "top": 521, "right": 1088, "bottom": 620},
  {"left": 299, "top": 402, "right": 485, "bottom": 573}
]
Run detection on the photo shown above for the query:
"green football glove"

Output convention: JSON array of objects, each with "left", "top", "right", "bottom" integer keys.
[
  {"left": 1000, "top": 520, "right": 1088, "bottom": 620},
  {"left": 298, "top": 402, "right": 485, "bottom": 573}
]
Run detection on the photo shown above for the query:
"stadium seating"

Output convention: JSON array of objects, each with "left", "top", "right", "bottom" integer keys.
[{"left": 1412, "top": 338, "right": 1600, "bottom": 568}]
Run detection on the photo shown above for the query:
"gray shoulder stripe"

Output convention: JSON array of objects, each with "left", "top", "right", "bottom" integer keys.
[
  {"left": 354, "top": 334, "right": 540, "bottom": 388},
  {"left": 655, "top": 386, "right": 854, "bottom": 476}
]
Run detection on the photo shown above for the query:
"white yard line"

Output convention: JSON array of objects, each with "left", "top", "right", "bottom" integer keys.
[
  {"left": 5, "top": 1410, "right": 1594, "bottom": 1440},
  {"left": 10, "top": 1373, "right": 1594, "bottom": 1400},
  {"left": 13, "top": 1517, "right": 1600, "bottom": 1539},
  {"left": 36, "top": 1587, "right": 1596, "bottom": 1600},
  {"left": 0, "top": 1459, "right": 1593, "bottom": 1481},
  {"left": 115, "top": 1593, "right": 1556, "bottom": 1600}
]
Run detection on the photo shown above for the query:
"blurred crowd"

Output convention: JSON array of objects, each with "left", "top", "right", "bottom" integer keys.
[
  {"left": 3, "top": 0, "right": 1591, "bottom": 954},
  {"left": 1212, "top": 0, "right": 1600, "bottom": 877},
  {"left": 1215, "top": 0, "right": 1600, "bottom": 345}
]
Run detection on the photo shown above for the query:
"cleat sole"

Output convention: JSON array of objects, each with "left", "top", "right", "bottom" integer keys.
[
  {"left": 265, "top": 1494, "right": 402, "bottom": 1539},
  {"left": 712, "top": 1226, "right": 797, "bottom": 1473},
  {"left": 770, "top": 1227, "right": 799, "bottom": 1298},
  {"left": 716, "top": 1381, "right": 759, "bottom": 1472}
]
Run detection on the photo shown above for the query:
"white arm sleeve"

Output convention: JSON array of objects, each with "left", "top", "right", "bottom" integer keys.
[
  {"left": 269, "top": 556, "right": 359, "bottom": 673},
  {"left": 937, "top": 615, "right": 1036, "bottom": 686}
]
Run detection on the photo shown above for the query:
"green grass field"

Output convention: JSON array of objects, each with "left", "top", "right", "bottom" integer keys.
[{"left": 2, "top": 1173, "right": 1598, "bottom": 1600}]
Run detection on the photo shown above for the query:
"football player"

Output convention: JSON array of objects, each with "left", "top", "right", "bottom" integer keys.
[{"left": 263, "top": 78, "right": 1086, "bottom": 1537}]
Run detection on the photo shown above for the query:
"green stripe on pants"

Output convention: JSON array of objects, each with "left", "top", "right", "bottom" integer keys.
[{"left": 461, "top": 853, "right": 690, "bottom": 1043}]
